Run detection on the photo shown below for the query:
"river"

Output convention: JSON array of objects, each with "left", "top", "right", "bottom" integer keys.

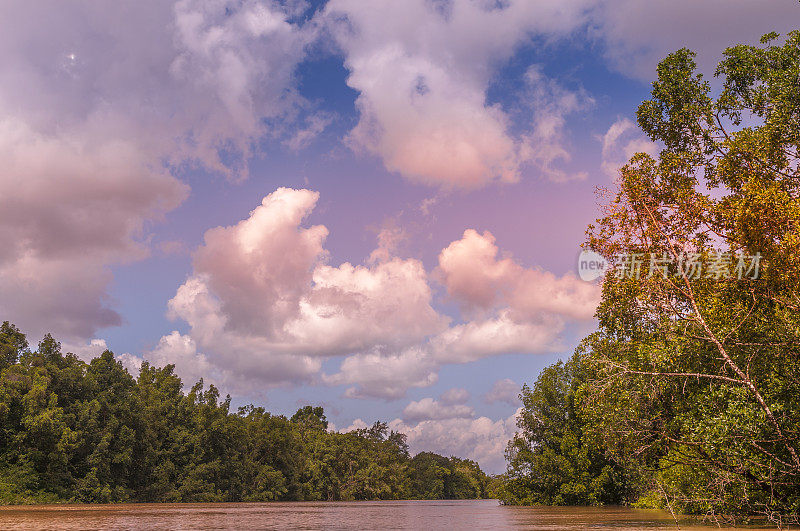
[{"left": 0, "top": 499, "right": 777, "bottom": 530}]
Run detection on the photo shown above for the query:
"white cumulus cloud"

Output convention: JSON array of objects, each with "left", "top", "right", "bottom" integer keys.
[
  {"left": 600, "top": 117, "right": 658, "bottom": 179},
  {"left": 163, "top": 187, "right": 447, "bottom": 390},
  {"left": 324, "top": 0, "right": 594, "bottom": 188},
  {"left": 485, "top": 378, "right": 522, "bottom": 406},
  {"left": 0, "top": 0, "right": 315, "bottom": 344},
  {"left": 156, "top": 189, "right": 599, "bottom": 398},
  {"left": 402, "top": 397, "right": 474, "bottom": 422},
  {"left": 389, "top": 408, "right": 522, "bottom": 474}
]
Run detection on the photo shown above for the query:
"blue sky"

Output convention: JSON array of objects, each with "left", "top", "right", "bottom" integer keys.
[{"left": 1, "top": 0, "right": 797, "bottom": 472}]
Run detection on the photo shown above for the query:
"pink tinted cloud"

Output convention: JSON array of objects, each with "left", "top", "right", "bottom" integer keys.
[
  {"left": 323, "top": 347, "right": 440, "bottom": 400},
  {"left": 325, "top": 0, "right": 594, "bottom": 188},
  {"left": 0, "top": 120, "right": 188, "bottom": 339},
  {"left": 485, "top": 378, "right": 522, "bottom": 406},
  {"left": 402, "top": 397, "right": 474, "bottom": 423},
  {"left": 164, "top": 188, "right": 447, "bottom": 389},
  {"left": 600, "top": 117, "right": 658, "bottom": 179},
  {"left": 389, "top": 408, "right": 521, "bottom": 474},
  {"left": 438, "top": 229, "right": 600, "bottom": 321},
  {"left": 157, "top": 189, "right": 598, "bottom": 397},
  {"left": 594, "top": 0, "right": 800, "bottom": 80},
  {"left": 193, "top": 188, "right": 329, "bottom": 336},
  {"left": 0, "top": 0, "right": 313, "bottom": 342}
]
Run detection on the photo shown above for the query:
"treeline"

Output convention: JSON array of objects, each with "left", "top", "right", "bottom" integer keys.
[
  {"left": 0, "top": 324, "right": 490, "bottom": 504},
  {"left": 501, "top": 32, "right": 800, "bottom": 526}
]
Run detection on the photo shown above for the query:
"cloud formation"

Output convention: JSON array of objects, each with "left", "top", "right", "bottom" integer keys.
[
  {"left": 520, "top": 66, "right": 594, "bottom": 182},
  {"left": 402, "top": 397, "right": 474, "bottom": 423},
  {"left": 440, "top": 387, "right": 470, "bottom": 405},
  {"left": 162, "top": 187, "right": 447, "bottom": 389},
  {"left": 324, "top": 0, "right": 593, "bottom": 188},
  {"left": 323, "top": 0, "right": 799, "bottom": 188},
  {"left": 322, "top": 348, "right": 440, "bottom": 400},
  {"left": 438, "top": 229, "right": 599, "bottom": 321},
  {"left": 390, "top": 408, "right": 521, "bottom": 474},
  {"left": 0, "top": 120, "right": 187, "bottom": 339},
  {"left": 151, "top": 187, "right": 599, "bottom": 398},
  {"left": 593, "top": 0, "right": 800, "bottom": 80},
  {"left": 343, "top": 404, "right": 521, "bottom": 473},
  {"left": 325, "top": 226, "right": 602, "bottom": 398},
  {"left": 5, "top": 0, "right": 793, "bottom": 348},
  {"left": 600, "top": 117, "right": 659, "bottom": 179},
  {"left": 0, "top": 0, "right": 315, "bottom": 343},
  {"left": 485, "top": 378, "right": 522, "bottom": 406},
  {"left": 144, "top": 331, "right": 218, "bottom": 389},
  {"left": 402, "top": 388, "right": 474, "bottom": 422}
]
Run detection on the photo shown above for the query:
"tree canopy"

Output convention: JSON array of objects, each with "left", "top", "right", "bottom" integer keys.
[
  {"left": 503, "top": 31, "right": 800, "bottom": 526},
  {"left": 0, "top": 323, "right": 490, "bottom": 504}
]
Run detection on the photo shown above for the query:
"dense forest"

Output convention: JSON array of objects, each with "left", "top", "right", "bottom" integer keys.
[
  {"left": 0, "top": 323, "right": 491, "bottom": 504},
  {"left": 501, "top": 32, "right": 800, "bottom": 526}
]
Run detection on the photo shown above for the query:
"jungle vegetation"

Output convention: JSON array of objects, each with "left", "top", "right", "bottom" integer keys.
[
  {"left": 0, "top": 322, "right": 490, "bottom": 504},
  {"left": 502, "top": 31, "right": 800, "bottom": 526}
]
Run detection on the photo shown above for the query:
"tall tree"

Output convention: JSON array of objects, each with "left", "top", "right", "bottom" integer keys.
[
  {"left": 584, "top": 31, "right": 800, "bottom": 522},
  {"left": 502, "top": 353, "right": 626, "bottom": 506}
]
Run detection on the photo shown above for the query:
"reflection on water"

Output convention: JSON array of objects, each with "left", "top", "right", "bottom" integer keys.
[{"left": 0, "top": 499, "right": 773, "bottom": 530}]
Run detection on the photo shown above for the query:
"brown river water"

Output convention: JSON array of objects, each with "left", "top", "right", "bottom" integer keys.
[{"left": 0, "top": 499, "right": 779, "bottom": 530}]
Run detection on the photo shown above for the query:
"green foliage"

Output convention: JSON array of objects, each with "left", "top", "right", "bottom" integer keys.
[
  {"left": 0, "top": 322, "right": 26, "bottom": 372},
  {"left": 580, "top": 30, "right": 800, "bottom": 524},
  {"left": 0, "top": 325, "right": 491, "bottom": 504},
  {"left": 505, "top": 32, "right": 800, "bottom": 524},
  {"left": 500, "top": 353, "right": 628, "bottom": 506},
  {"left": 409, "top": 452, "right": 489, "bottom": 500}
]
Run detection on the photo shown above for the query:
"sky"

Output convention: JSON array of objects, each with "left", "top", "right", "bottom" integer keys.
[{"left": 1, "top": 0, "right": 798, "bottom": 474}]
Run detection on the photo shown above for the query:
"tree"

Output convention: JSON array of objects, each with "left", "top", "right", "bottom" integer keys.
[
  {"left": 583, "top": 31, "right": 800, "bottom": 523},
  {"left": 408, "top": 452, "right": 490, "bottom": 500},
  {"left": 0, "top": 323, "right": 492, "bottom": 504},
  {"left": 0, "top": 322, "right": 27, "bottom": 371},
  {"left": 290, "top": 406, "right": 328, "bottom": 432},
  {"left": 501, "top": 353, "right": 626, "bottom": 506}
]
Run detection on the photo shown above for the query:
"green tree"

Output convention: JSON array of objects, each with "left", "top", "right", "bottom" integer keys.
[
  {"left": 290, "top": 406, "right": 328, "bottom": 432},
  {"left": 0, "top": 322, "right": 27, "bottom": 371},
  {"left": 582, "top": 31, "right": 800, "bottom": 522},
  {"left": 408, "top": 452, "right": 489, "bottom": 500},
  {"left": 0, "top": 323, "right": 492, "bottom": 505},
  {"left": 501, "top": 353, "right": 625, "bottom": 506}
]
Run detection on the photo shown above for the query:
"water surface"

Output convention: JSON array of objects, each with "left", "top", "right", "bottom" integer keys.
[{"left": 0, "top": 499, "right": 775, "bottom": 530}]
